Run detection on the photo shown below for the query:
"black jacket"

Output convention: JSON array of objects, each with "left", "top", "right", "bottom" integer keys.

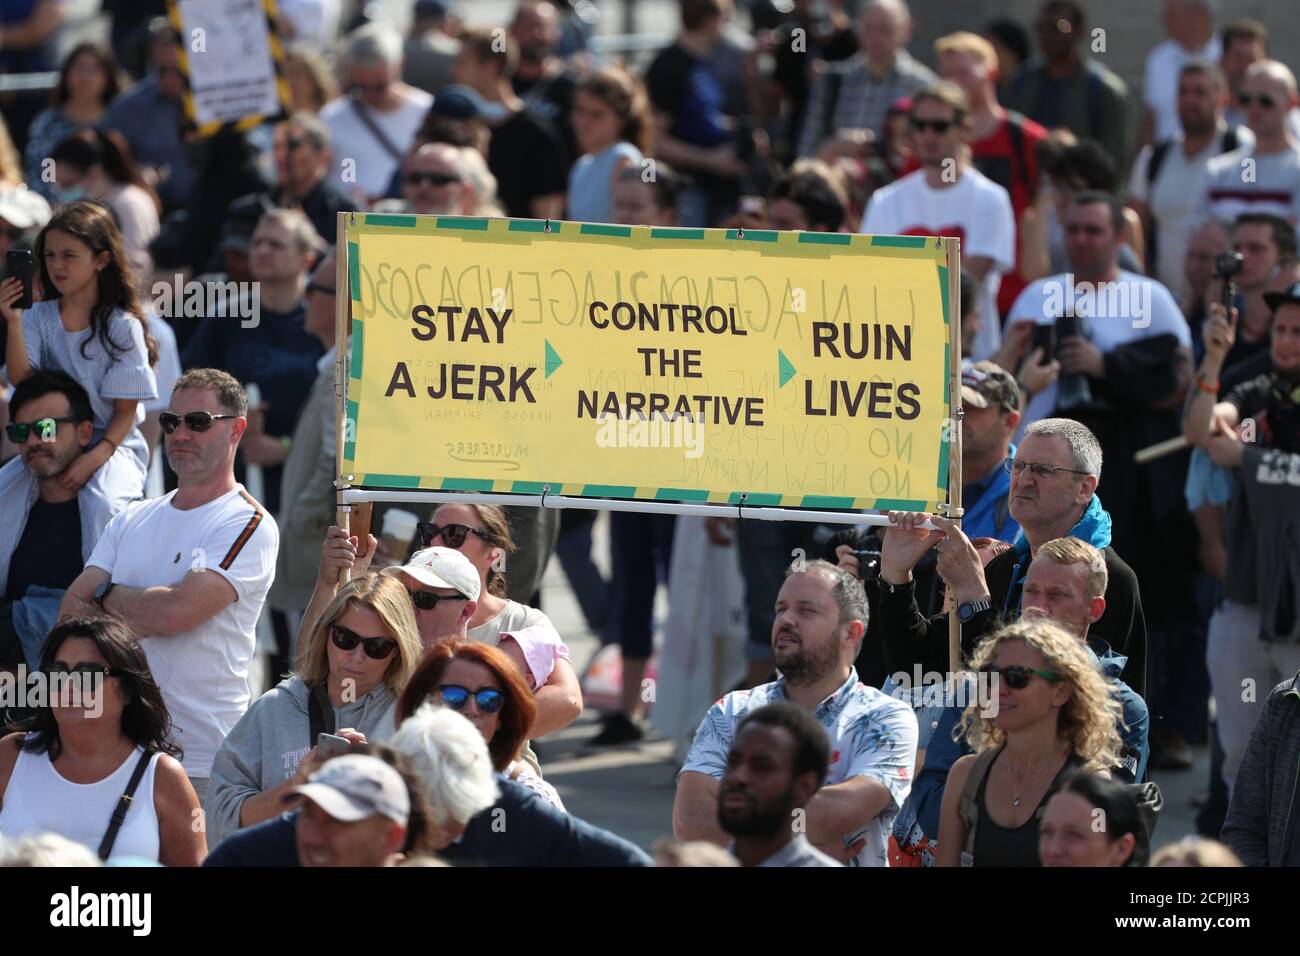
[{"left": 877, "top": 544, "right": 1147, "bottom": 696}]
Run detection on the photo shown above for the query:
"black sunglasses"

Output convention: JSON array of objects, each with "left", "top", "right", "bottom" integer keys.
[
  {"left": 159, "top": 410, "right": 241, "bottom": 434},
  {"left": 1238, "top": 92, "right": 1277, "bottom": 109},
  {"left": 330, "top": 624, "right": 398, "bottom": 660},
  {"left": 435, "top": 684, "right": 505, "bottom": 714},
  {"left": 6, "top": 416, "right": 79, "bottom": 443},
  {"left": 407, "top": 589, "right": 470, "bottom": 612},
  {"left": 45, "top": 661, "right": 122, "bottom": 677},
  {"left": 405, "top": 171, "right": 461, "bottom": 187},
  {"left": 909, "top": 117, "right": 954, "bottom": 134},
  {"left": 285, "top": 137, "right": 308, "bottom": 151},
  {"left": 417, "top": 522, "right": 494, "bottom": 549},
  {"left": 983, "top": 664, "right": 1062, "bottom": 690}
]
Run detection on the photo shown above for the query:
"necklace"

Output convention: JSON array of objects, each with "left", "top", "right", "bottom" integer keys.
[{"left": 1006, "top": 751, "right": 1056, "bottom": 808}]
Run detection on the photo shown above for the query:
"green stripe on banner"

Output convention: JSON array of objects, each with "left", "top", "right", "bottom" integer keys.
[
  {"left": 729, "top": 492, "right": 782, "bottom": 506},
  {"left": 582, "top": 484, "right": 636, "bottom": 497},
  {"left": 436, "top": 217, "right": 489, "bottom": 231},
  {"left": 797, "top": 232, "right": 851, "bottom": 246},
  {"left": 870, "top": 235, "right": 929, "bottom": 249},
  {"left": 726, "top": 229, "right": 779, "bottom": 242},
  {"left": 650, "top": 228, "right": 704, "bottom": 240},
  {"left": 349, "top": 319, "right": 364, "bottom": 379},
  {"left": 937, "top": 264, "right": 950, "bottom": 326},
  {"left": 441, "top": 477, "right": 495, "bottom": 491},
  {"left": 937, "top": 343, "right": 951, "bottom": 496},
  {"left": 510, "top": 481, "right": 557, "bottom": 494},
  {"left": 655, "top": 488, "right": 710, "bottom": 501},
  {"left": 871, "top": 498, "right": 930, "bottom": 512},
  {"left": 364, "top": 474, "right": 422, "bottom": 488},
  {"left": 800, "top": 495, "right": 855, "bottom": 509},
  {"left": 508, "top": 220, "right": 550, "bottom": 233},
  {"left": 580, "top": 224, "right": 632, "bottom": 238},
  {"left": 364, "top": 214, "right": 418, "bottom": 228},
  {"left": 348, "top": 242, "right": 360, "bottom": 302},
  {"left": 344, "top": 399, "right": 359, "bottom": 461}
]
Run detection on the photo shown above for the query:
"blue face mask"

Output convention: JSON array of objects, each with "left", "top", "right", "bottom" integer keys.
[{"left": 53, "top": 185, "right": 87, "bottom": 204}]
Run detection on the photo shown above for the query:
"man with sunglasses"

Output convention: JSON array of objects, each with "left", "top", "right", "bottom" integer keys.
[
  {"left": 372, "top": 143, "right": 478, "bottom": 217},
  {"left": 1204, "top": 60, "right": 1300, "bottom": 230},
  {"left": 60, "top": 368, "right": 279, "bottom": 801},
  {"left": 0, "top": 373, "right": 138, "bottom": 677},
  {"left": 875, "top": 417, "right": 1146, "bottom": 698},
  {"left": 380, "top": 546, "right": 481, "bottom": 651},
  {"left": 861, "top": 82, "right": 1015, "bottom": 361}
]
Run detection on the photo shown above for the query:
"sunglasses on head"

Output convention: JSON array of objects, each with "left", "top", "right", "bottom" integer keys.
[
  {"left": 407, "top": 589, "right": 470, "bottom": 612},
  {"left": 159, "top": 410, "right": 241, "bottom": 434},
  {"left": 983, "top": 664, "right": 1062, "bottom": 690},
  {"left": 417, "top": 522, "right": 494, "bottom": 549},
  {"left": 330, "top": 624, "right": 398, "bottom": 660},
  {"left": 909, "top": 117, "right": 955, "bottom": 134},
  {"left": 435, "top": 684, "right": 505, "bottom": 713},
  {"left": 6, "top": 416, "right": 79, "bottom": 443},
  {"left": 405, "top": 171, "right": 461, "bottom": 187},
  {"left": 45, "top": 661, "right": 121, "bottom": 677},
  {"left": 1238, "top": 92, "right": 1277, "bottom": 109}
]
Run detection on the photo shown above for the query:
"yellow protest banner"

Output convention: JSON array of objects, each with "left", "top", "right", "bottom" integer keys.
[{"left": 341, "top": 215, "right": 955, "bottom": 512}]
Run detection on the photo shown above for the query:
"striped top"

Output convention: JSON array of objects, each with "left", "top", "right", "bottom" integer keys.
[{"left": 20, "top": 301, "right": 156, "bottom": 471}]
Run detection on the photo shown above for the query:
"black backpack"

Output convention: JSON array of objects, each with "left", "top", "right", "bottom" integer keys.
[{"left": 1145, "top": 125, "right": 1244, "bottom": 268}]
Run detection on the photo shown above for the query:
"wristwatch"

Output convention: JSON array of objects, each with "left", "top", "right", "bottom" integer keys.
[
  {"left": 93, "top": 581, "right": 116, "bottom": 610},
  {"left": 956, "top": 598, "right": 992, "bottom": 622}
]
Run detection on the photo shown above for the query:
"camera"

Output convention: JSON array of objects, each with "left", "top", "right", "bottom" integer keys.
[{"left": 1214, "top": 251, "right": 1244, "bottom": 278}]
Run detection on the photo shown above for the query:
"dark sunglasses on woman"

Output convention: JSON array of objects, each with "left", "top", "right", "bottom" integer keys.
[
  {"left": 45, "top": 661, "right": 122, "bottom": 677},
  {"left": 983, "top": 664, "right": 1062, "bottom": 690},
  {"left": 330, "top": 624, "right": 398, "bottom": 660},
  {"left": 417, "top": 522, "right": 494, "bottom": 549},
  {"left": 435, "top": 684, "right": 505, "bottom": 713},
  {"left": 159, "top": 410, "right": 241, "bottom": 434}
]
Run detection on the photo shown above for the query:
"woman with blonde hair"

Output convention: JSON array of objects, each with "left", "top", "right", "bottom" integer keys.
[
  {"left": 937, "top": 618, "right": 1122, "bottom": 867},
  {"left": 204, "top": 573, "right": 422, "bottom": 848},
  {"left": 1151, "top": 837, "right": 1242, "bottom": 868},
  {"left": 284, "top": 45, "right": 339, "bottom": 114}
]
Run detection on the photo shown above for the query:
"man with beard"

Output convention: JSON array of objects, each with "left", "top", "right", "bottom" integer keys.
[
  {"left": 1185, "top": 284, "right": 1300, "bottom": 796},
  {"left": 717, "top": 702, "right": 840, "bottom": 867},
  {"left": 509, "top": 0, "right": 578, "bottom": 161},
  {"left": 673, "top": 560, "right": 918, "bottom": 866},
  {"left": 0, "top": 372, "right": 139, "bottom": 674}
]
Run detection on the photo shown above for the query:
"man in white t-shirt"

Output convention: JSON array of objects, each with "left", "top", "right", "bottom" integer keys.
[
  {"left": 1140, "top": 0, "right": 1220, "bottom": 147},
  {"left": 320, "top": 22, "right": 433, "bottom": 205},
  {"left": 60, "top": 369, "right": 279, "bottom": 801},
  {"left": 1203, "top": 61, "right": 1300, "bottom": 231},
  {"left": 1128, "top": 60, "right": 1249, "bottom": 301},
  {"left": 861, "top": 81, "right": 1015, "bottom": 361}
]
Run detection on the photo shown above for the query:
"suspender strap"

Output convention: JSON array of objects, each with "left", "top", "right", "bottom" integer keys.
[{"left": 97, "top": 749, "right": 154, "bottom": 861}]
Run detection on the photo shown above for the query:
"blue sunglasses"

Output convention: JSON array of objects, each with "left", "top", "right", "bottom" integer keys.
[{"left": 436, "top": 684, "right": 505, "bottom": 714}]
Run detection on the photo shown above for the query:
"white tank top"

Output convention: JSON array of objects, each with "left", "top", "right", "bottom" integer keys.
[{"left": 0, "top": 740, "right": 162, "bottom": 861}]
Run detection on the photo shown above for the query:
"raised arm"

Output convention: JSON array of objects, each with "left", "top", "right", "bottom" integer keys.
[{"left": 1183, "top": 302, "right": 1241, "bottom": 446}]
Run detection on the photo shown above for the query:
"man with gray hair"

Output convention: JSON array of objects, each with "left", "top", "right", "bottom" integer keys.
[
  {"left": 320, "top": 22, "right": 433, "bottom": 204},
  {"left": 876, "top": 417, "right": 1147, "bottom": 695},
  {"left": 797, "top": 0, "right": 935, "bottom": 156},
  {"left": 674, "top": 558, "right": 918, "bottom": 866}
]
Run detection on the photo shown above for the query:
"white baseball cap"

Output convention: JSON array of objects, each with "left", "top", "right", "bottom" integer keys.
[
  {"left": 286, "top": 754, "right": 410, "bottom": 826},
  {"left": 0, "top": 185, "right": 51, "bottom": 231},
  {"left": 383, "top": 545, "right": 481, "bottom": 601}
]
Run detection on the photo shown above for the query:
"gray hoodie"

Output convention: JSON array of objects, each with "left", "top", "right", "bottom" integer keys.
[{"left": 204, "top": 675, "right": 397, "bottom": 849}]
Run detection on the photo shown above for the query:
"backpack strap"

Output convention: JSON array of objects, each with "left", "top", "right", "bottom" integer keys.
[
  {"left": 1144, "top": 139, "right": 1174, "bottom": 268},
  {"left": 1003, "top": 110, "right": 1036, "bottom": 198},
  {"left": 957, "top": 747, "right": 1000, "bottom": 866},
  {"left": 308, "top": 682, "right": 335, "bottom": 743},
  {"left": 349, "top": 95, "right": 405, "bottom": 164},
  {"left": 1221, "top": 125, "right": 1242, "bottom": 155},
  {"left": 97, "top": 749, "right": 155, "bottom": 861}
]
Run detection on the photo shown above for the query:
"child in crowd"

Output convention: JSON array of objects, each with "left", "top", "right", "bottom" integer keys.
[
  {"left": 567, "top": 67, "right": 652, "bottom": 224},
  {"left": 499, "top": 625, "right": 570, "bottom": 811}
]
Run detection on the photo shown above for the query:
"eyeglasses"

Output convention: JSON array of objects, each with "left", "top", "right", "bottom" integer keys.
[
  {"left": 405, "top": 171, "right": 461, "bottom": 187},
  {"left": 982, "top": 664, "right": 1062, "bottom": 690},
  {"left": 417, "top": 522, "right": 494, "bottom": 549},
  {"left": 407, "top": 589, "right": 470, "bottom": 612},
  {"left": 435, "top": 684, "right": 505, "bottom": 714},
  {"left": 45, "top": 661, "right": 121, "bottom": 677},
  {"left": 285, "top": 137, "right": 308, "bottom": 151},
  {"left": 306, "top": 281, "right": 336, "bottom": 296},
  {"left": 1238, "top": 92, "right": 1278, "bottom": 110},
  {"left": 1003, "top": 458, "right": 1091, "bottom": 479},
  {"left": 329, "top": 624, "right": 398, "bottom": 659},
  {"left": 909, "top": 117, "right": 955, "bottom": 134},
  {"left": 6, "top": 416, "right": 79, "bottom": 443},
  {"left": 159, "top": 410, "right": 241, "bottom": 434}
]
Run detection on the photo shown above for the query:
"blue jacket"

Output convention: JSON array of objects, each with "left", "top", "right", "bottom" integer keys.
[
  {"left": 902, "top": 636, "right": 1150, "bottom": 843},
  {"left": 962, "top": 444, "right": 1020, "bottom": 544},
  {"left": 204, "top": 777, "right": 652, "bottom": 867}
]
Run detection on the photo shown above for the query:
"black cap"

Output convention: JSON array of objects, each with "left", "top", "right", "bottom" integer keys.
[{"left": 1264, "top": 281, "right": 1300, "bottom": 312}]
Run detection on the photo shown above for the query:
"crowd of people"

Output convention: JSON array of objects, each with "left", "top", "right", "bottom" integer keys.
[{"left": 0, "top": 0, "right": 1294, "bottom": 869}]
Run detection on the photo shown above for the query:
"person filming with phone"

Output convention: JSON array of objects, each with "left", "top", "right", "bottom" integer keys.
[{"left": 204, "top": 573, "right": 422, "bottom": 849}]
